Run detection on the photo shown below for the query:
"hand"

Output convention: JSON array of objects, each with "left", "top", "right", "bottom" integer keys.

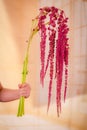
[{"left": 18, "top": 83, "right": 31, "bottom": 98}]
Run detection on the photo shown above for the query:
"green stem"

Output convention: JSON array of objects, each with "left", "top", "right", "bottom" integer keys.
[{"left": 17, "top": 19, "right": 39, "bottom": 117}]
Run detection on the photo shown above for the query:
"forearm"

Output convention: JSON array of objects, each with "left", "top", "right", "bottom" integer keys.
[{"left": 0, "top": 88, "right": 20, "bottom": 102}]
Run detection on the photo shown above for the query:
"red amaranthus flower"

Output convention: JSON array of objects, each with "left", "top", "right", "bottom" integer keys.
[
  {"left": 17, "top": 6, "right": 69, "bottom": 117},
  {"left": 37, "top": 7, "right": 69, "bottom": 116}
]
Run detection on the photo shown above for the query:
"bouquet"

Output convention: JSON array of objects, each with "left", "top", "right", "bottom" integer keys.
[{"left": 17, "top": 6, "right": 69, "bottom": 117}]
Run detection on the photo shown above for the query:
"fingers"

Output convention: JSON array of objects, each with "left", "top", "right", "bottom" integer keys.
[
  {"left": 18, "top": 83, "right": 29, "bottom": 88},
  {"left": 18, "top": 83, "right": 31, "bottom": 98}
]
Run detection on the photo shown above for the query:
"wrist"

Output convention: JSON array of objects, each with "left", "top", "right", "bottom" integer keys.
[{"left": 16, "top": 89, "right": 20, "bottom": 99}]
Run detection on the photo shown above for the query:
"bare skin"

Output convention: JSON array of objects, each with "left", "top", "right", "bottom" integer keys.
[{"left": 0, "top": 83, "right": 31, "bottom": 102}]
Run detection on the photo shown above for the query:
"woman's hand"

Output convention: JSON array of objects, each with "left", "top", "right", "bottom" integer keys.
[{"left": 18, "top": 83, "right": 31, "bottom": 98}]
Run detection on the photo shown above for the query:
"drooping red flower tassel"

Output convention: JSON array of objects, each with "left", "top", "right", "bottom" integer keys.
[
  {"left": 55, "top": 10, "right": 69, "bottom": 115},
  {"left": 38, "top": 14, "right": 47, "bottom": 87},
  {"left": 47, "top": 30, "right": 56, "bottom": 112}
]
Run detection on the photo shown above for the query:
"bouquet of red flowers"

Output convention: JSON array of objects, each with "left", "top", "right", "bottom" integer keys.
[{"left": 17, "top": 6, "right": 69, "bottom": 117}]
